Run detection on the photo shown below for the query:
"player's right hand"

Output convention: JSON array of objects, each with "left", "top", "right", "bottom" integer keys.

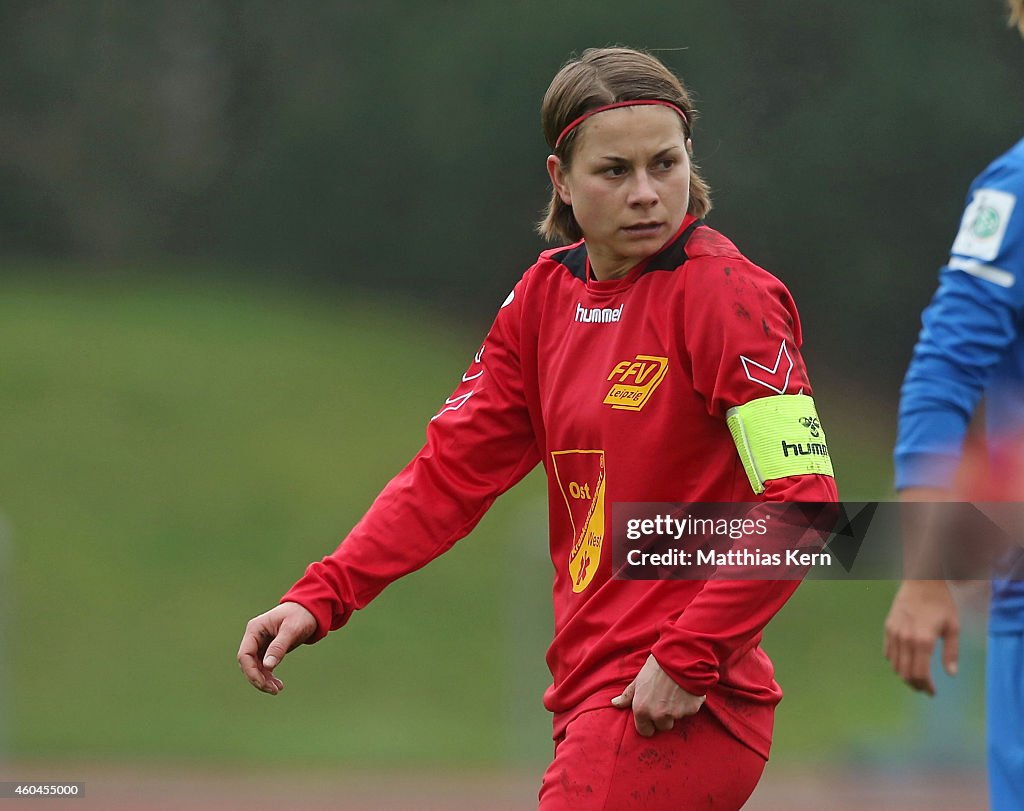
[
  {"left": 883, "top": 579, "right": 960, "bottom": 696},
  {"left": 237, "top": 601, "right": 317, "bottom": 695}
]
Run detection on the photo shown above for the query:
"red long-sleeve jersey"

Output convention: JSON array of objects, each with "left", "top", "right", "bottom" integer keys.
[{"left": 282, "top": 214, "right": 838, "bottom": 759}]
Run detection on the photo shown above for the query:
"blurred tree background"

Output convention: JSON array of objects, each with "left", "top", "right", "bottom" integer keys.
[
  {"left": 0, "top": 0, "right": 1018, "bottom": 784},
  {"left": 3, "top": 0, "right": 1021, "bottom": 385}
]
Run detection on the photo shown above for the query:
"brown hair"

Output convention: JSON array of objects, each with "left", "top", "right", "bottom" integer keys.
[
  {"left": 1011, "top": 0, "right": 1024, "bottom": 36},
  {"left": 537, "top": 47, "right": 712, "bottom": 243}
]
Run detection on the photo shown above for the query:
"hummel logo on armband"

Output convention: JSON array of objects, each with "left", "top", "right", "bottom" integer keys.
[{"left": 798, "top": 416, "right": 821, "bottom": 437}]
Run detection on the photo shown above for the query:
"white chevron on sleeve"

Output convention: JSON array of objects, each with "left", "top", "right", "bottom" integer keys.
[{"left": 739, "top": 340, "right": 793, "bottom": 394}]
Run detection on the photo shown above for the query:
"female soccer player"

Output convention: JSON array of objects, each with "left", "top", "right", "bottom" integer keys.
[
  {"left": 238, "top": 47, "right": 837, "bottom": 809},
  {"left": 886, "top": 4, "right": 1024, "bottom": 809}
]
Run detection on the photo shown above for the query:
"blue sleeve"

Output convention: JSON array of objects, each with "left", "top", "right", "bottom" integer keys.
[{"left": 894, "top": 142, "right": 1024, "bottom": 490}]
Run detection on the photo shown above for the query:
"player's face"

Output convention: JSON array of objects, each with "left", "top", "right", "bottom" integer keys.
[{"left": 547, "top": 106, "right": 691, "bottom": 281}]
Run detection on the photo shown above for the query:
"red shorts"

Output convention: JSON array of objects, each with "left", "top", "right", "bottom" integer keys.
[{"left": 538, "top": 706, "right": 767, "bottom": 810}]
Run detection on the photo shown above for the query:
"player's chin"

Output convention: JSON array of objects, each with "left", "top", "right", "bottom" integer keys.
[{"left": 614, "top": 236, "right": 664, "bottom": 261}]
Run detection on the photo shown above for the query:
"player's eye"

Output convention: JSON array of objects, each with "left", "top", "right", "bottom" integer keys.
[
  {"left": 602, "top": 165, "right": 628, "bottom": 178},
  {"left": 655, "top": 158, "right": 676, "bottom": 171}
]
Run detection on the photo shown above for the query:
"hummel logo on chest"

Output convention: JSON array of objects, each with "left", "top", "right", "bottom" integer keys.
[{"left": 575, "top": 303, "right": 623, "bottom": 324}]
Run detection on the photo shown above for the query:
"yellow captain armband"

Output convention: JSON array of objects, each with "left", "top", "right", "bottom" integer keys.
[{"left": 726, "top": 394, "right": 835, "bottom": 495}]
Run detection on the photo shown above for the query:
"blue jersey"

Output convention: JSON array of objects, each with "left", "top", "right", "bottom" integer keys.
[{"left": 894, "top": 136, "right": 1024, "bottom": 631}]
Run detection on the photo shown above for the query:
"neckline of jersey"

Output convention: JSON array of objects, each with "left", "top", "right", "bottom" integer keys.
[{"left": 583, "top": 214, "right": 697, "bottom": 294}]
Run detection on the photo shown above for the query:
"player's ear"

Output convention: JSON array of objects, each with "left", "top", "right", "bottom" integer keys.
[{"left": 547, "top": 155, "right": 572, "bottom": 206}]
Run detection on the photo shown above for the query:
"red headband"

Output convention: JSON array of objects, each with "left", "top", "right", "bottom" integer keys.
[{"left": 554, "top": 100, "right": 689, "bottom": 149}]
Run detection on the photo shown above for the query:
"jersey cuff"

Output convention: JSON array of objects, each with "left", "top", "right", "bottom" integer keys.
[
  {"left": 650, "top": 645, "right": 720, "bottom": 695},
  {"left": 893, "top": 451, "right": 961, "bottom": 491}
]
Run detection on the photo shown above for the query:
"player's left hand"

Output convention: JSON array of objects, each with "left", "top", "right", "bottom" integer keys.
[{"left": 611, "top": 654, "right": 706, "bottom": 737}]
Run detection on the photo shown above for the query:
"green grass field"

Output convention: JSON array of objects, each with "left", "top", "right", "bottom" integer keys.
[{"left": 0, "top": 269, "right": 981, "bottom": 769}]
